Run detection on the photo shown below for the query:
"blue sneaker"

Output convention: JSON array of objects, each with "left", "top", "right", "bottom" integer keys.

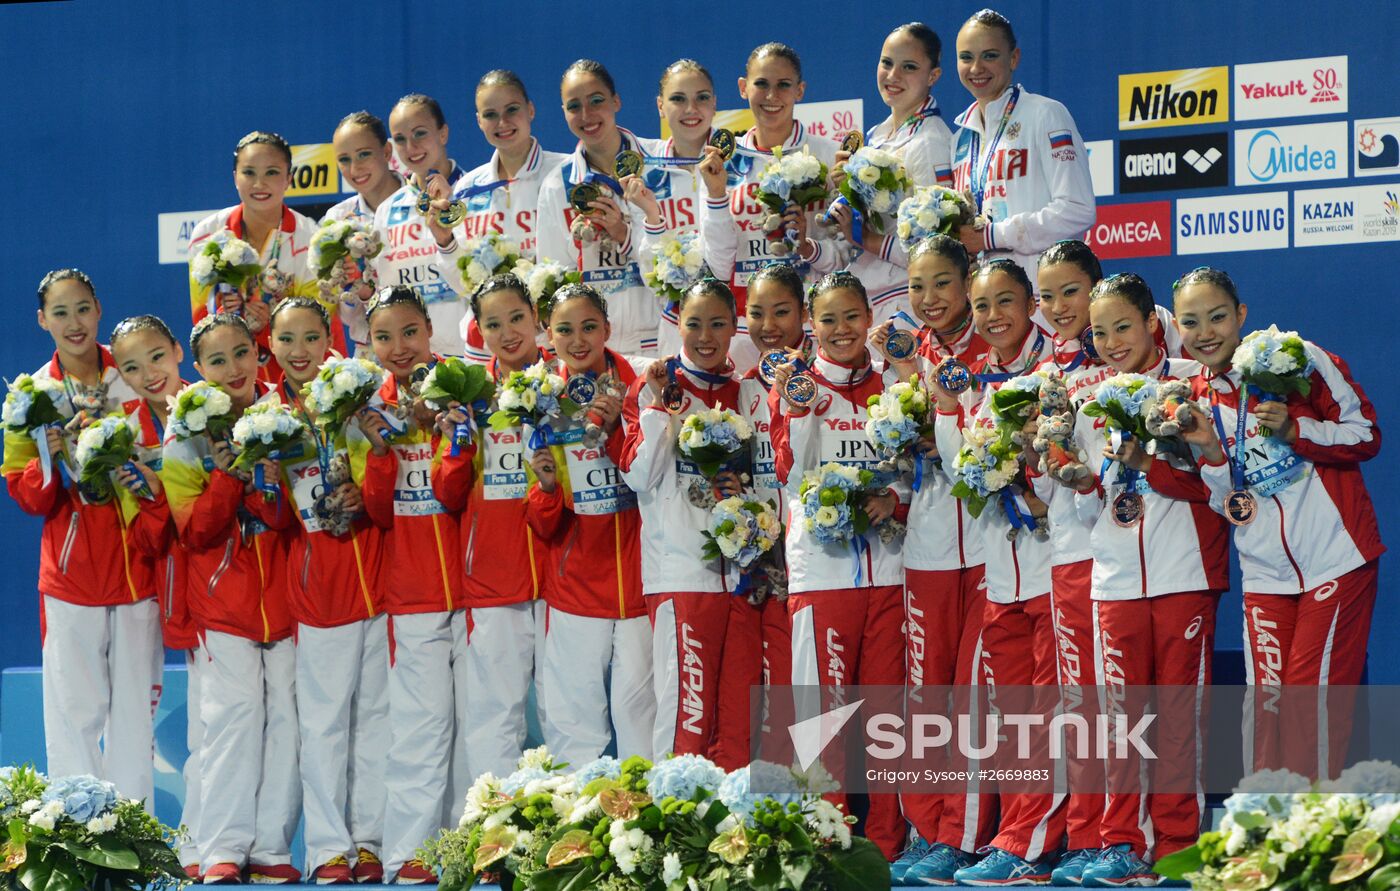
[
  {"left": 954, "top": 846, "right": 1054, "bottom": 886},
  {"left": 1080, "top": 844, "right": 1159, "bottom": 887},
  {"left": 906, "top": 843, "right": 978, "bottom": 886},
  {"left": 892, "top": 836, "right": 933, "bottom": 885},
  {"left": 1051, "top": 848, "right": 1101, "bottom": 886}
]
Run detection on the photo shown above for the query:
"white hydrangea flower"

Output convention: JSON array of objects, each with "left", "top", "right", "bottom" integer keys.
[
  {"left": 86, "top": 812, "right": 118, "bottom": 834},
  {"left": 192, "top": 253, "right": 216, "bottom": 282},
  {"left": 518, "top": 746, "right": 552, "bottom": 770},
  {"left": 29, "top": 800, "right": 63, "bottom": 831},
  {"left": 662, "top": 851, "right": 683, "bottom": 885}
]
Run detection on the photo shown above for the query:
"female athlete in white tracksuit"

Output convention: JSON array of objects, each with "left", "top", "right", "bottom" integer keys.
[
  {"left": 535, "top": 60, "right": 658, "bottom": 356},
  {"left": 432, "top": 70, "right": 567, "bottom": 361},
  {"left": 699, "top": 43, "right": 840, "bottom": 309},
  {"left": 949, "top": 10, "right": 1095, "bottom": 289},
  {"left": 1173, "top": 268, "right": 1383, "bottom": 781}
]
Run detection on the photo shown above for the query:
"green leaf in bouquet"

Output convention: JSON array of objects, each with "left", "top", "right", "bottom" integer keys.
[
  {"left": 1152, "top": 844, "right": 1204, "bottom": 879},
  {"left": 1081, "top": 401, "right": 1106, "bottom": 418},
  {"left": 18, "top": 853, "right": 84, "bottom": 891},
  {"left": 823, "top": 836, "right": 891, "bottom": 891},
  {"left": 750, "top": 853, "right": 782, "bottom": 891},
  {"left": 558, "top": 397, "right": 581, "bottom": 417},
  {"left": 852, "top": 506, "right": 871, "bottom": 537},
  {"left": 1247, "top": 370, "right": 1312, "bottom": 399},
  {"left": 487, "top": 409, "right": 518, "bottom": 431},
  {"left": 781, "top": 853, "right": 814, "bottom": 889},
  {"left": 790, "top": 181, "right": 831, "bottom": 209},
  {"left": 1232, "top": 810, "right": 1269, "bottom": 831},
  {"left": 700, "top": 799, "right": 731, "bottom": 832},
  {"left": 314, "top": 241, "right": 351, "bottom": 278},
  {"left": 530, "top": 862, "right": 598, "bottom": 891},
  {"left": 57, "top": 839, "right": 139, "bottom": 871},
  {"left": 1368, "top": 862, "right": 1400, "bottom": 891}
]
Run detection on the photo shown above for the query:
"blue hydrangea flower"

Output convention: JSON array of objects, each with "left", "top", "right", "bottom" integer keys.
[
  {"left": 759, "top": 172, "right": 792, "bottom": 202},
  {"left": 499, "top": 766, "right": 550, "bottom": 795},
  {"left": 573, "top": 757, "right": 622, "bottom": 786},
  {"left": 717, "top": 762, "right": 805, "bottom": 826},
  {"left": 41, "top": 774, "right": 117, "bottom": 823},
  {"left": 645, "top": 755, "right": 726, "bottom": 803}
]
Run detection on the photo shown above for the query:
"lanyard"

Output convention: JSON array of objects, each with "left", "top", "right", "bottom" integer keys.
[
  {"left": 675, "top": 355, "right": 735, "bottom": 388},
  {"left": 976, "top": 330, "right": 1045, "bottom": 384},
  {"left": 967, "top": 86, "right": 1021, "bottom": 214},
  {"left": 1210, "top": 387, "right": 1250, "bottom": 493}
]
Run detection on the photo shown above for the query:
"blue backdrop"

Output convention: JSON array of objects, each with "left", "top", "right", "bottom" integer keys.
[{"left": 0, "top": 0, "right": 1394, "bottom": 685}]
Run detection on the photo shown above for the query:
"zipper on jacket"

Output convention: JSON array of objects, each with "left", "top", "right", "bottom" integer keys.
[
  {"left": 558, "top": 524, "right": 581, "bottom": 578},
  {"left": 254, "top": 536, "right": 270, "bottom": 643},
  {"left": 58, "top": 513, "right": 80, "bottom": 574},
  {"left": 117, "top": 514, "right": 139, "bottom": 602},
  {"left": 1137, "top": 522, "right": 1148, "bottom": 597},
  {"left": 1272, "top": 496, "right": 1306, "bottom": 591},
  {"left": 206, "top": 539, "right": 236, "bottom": 598},
  {"left": 164, "top": 555, "right": 176, "bottom": 620},
  {"left": 350, "top": 529, "right": 375, "bottom": 617},
  {"left": 614, "top": 515, "right": 627, "bottom": 618},
  {"left": 526, "top": 528, "right": 541, "bottom": 599},
  {"left": 1011, "top": 537, "right": 1022, "bottom": 601},
  {"left": 431, "top": 515, "right": 454, "bottom": 610},
  {"left": 301, "top": 537, "right": 314, "bottom": 590},
  {"left": 464, "top": 514, "right": 479, "bottom": 575}
]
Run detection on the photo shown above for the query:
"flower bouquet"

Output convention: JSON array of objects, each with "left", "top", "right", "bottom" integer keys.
[
  {"left": 797, "top": 461, "right": 904, "bottom": 547},
  {"left": 191, "top": 230, "right": 263, "bottom": 312},
  {"left": 895, "top": 186, "right": 976, "bottom": 253},
  {"left": 0, "top": 766, "right": 186, "bottom": 891},
  {"left": 1232, "top": 325, "right": 1315, "bottom": 437},
  {"left": 229, "top": 402, "right": 307, "bottom": 497},
  {"left": 950, "top": 424, "right": 1045, "bottom": 539},
  {"left": 489, "top": 361, "right": 580, "bottom": 450},
  {"left": 166, "top": 382, "right": 235, "bottom": 442},
  {"left": 74, "top": 414, "right": 148, "bottom": 503},
  {"left": 523, "top": 259, "right": 581, "bottom": 325},
  {"left": 837, "top": 147, "right": 913, "bottom": 234},
  {"left": 643, "top": 230, "right": 706, "bottom": 312},
  {"left": 865, "top": 376, "right": 933, "bottom": 484},
  {"left": 677, "top": 407, "right": 753, "bottom": 507},
  {"left": 300, "top": 356, "right": 385, "bottom": 534},
  {"left": 1081, "top": 374, "right": 1156, "bottom": 444},
  {"left": 4, "top": 374, "right": 75, "bottom": 485},
  {"left": 457, "top": 233, "right": 532, "bottom": 294},
  {"left": 703, "top": 497, "right": 785, "bottom": 602},
  {"left": 755, "top": 148, "right": 830, "bottom": 257},
  {"left": 419, "top": 358, "right": 496, "bottom": 455},
  {"left": 309, "top": 218, "right": 383, "bottom": 301}
]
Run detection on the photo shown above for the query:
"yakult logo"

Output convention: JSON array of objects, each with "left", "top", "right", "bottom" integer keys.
[
  {"left": 1235, "top": 56, "right": 1348, "bottom": 121},
  {"left": 680, "top": 622, "right": 705, "bottom": 735}
]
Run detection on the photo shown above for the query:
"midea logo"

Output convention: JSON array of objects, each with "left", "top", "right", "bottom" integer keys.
[{"left": 1247, "top": 129, "right": 1339, "bottom": 182}]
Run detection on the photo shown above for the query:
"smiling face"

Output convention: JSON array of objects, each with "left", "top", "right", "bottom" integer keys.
[
  {"left": 746, "top": 278, "right": 806, "bottom": 353},
  {"left": 234, "top": 143, "right": 292, "bottom": 215},
  {"left": 658, "top": 68, "right": 716, "bottom": 147},
  {"left": 561, "top": 71, "right": 621, "bottom": 150},
  {"left": 1037, "top": 261, "right": 1095, "bottom": 343},
  {"left": 477, "top": 287, "right": 539, "bottom": 369},
  {"left": 970, "top": 270, "right": 1033, "bottom": 356},
  {"left": 1090, "top": 294, "right": 1161, "bottom": 374},
  {"left": 908, "top": 251, "right": 971, "bottom": 332},
  {"left": 194, "top": 324, "right": 259, "bottom": 405},
  {"left": 270, "top": 307, "right": 330, "bottom": 388},
  {"left": 1174, "top": 282, "right": 1247, "bottom": 374},
  {"left": 548, "top": 297, "right": 611, "bottom": 374},
  {"left": 956, "top": 22, "right": 1019, "bottom": 105},
  {"left": 369, "top": 303, "right": 434, "bottom": 384},
  {"left": 810, "top": 288, "right": 872, "bottom": 365},
  {"left": 112, "top": 328, "right": 183, "bottom": 404},
  {"left": 476, "top": 82, "right": 535, "bottom": 156},
  {"left": 333, "top": 122, "right": 394, "bottom": 199},
  {"left": 877, "top": 30, "right": 940, "bottom": 119},
  {"left": 739, "top": 54, "right": 805, "bottom": 137},
  {"left": 37, "top": 278, "right": 101, "bottom": 364},
  {"left": 679, "top": 293, "right": 736, "bottom": 371},
  {"left": 388, "top": 102, "right": 449, "bottom": 180}
]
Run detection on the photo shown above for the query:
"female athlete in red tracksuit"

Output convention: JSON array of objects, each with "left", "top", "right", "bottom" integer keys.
[
  {"left": 527, "top": 284, "right": 654, "bottom": 766},
  {"left": 350, "top": 287, "right": 465, "bottom": 884},
  {"left": 929, "top": 259, "right": 1062, "bottom": 884},
  {"left": 1173, "top": 268, "right": 1382, "bottom": 781},
  {"left": 871, "top": 237, "right": 995, "bottom": 883},
  {"left": 618, "top": 278, "right": 753, "bottom": 768},
  {"left": 268, "top": 298, "right": 388, "bottom": 884},
  {"left": 110, "top": 314, "right": 199, "bottom": 874},
  {"left": 770, "top": 271, "right": 908, "bottom": 861},
  {"left": 160, "top": 314, "right": 299, "bottom": 885},
  {"left": 433, "top": 274, "right": 554, "bottom": 783},
  {"left": 1046, "top": 273, "right": 1228, "bottom": 883}
]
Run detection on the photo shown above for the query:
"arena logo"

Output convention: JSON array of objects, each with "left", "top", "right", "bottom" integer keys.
[
  {"left": 1118, "top": 66, "right": 1229, "bottom": 130},
  {"left": 1234, "top": 56, "right": 1348, "bottom": 121},
  {"left": 1354, "top": 117, "right": 1400, "bottom": 178},
  {"left": 1083, "top": 201, "right": 1172, "bottom": 259},
  {"left": 1117, "top": 133, "right": 1229, "bottom": 193},
  {"left": 1235, "top": 122, "right": 1348, "bottom": 186},
  {"left": 1176, "top": 191, "right": 1289, "bottom": 254}
]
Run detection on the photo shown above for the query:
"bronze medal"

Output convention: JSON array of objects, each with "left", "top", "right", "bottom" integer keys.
[
  {"left": 569, "top": 181, "right": 601, "bottom": 215},
  {"left": 885, "top": 329, "right": 918, "bottom": 361},
  {"left": 758, "top": 349, "right": 789, "bottom": 386},
  {"left": 840, "top": 130, "right": 864, "bottom": 154},
  {"left": 784, "top": 372, "right": 817, "bottom": 407},
  {"left": 937, "top": 359, "right": 973, "bottom": 394},
  {"left": 709, "top": 128, "right": 736, "bottom": 161},
  {"left": 1112, "top": 491, "right": 1145, "bottom": 528},
  {"left": 1225, "top": 489, "right": 1257, "bottom": 527},
  {"left": 662, "top": 382, "right": 686, "bottom": 414},
  {"left": 614, "top": 149, "right": 644, "bottom": 179}
]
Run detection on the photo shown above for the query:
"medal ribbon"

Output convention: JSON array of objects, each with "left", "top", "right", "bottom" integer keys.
[
  {"left": 975, "top": 330, "right": 1046, "bottom": 384},
  {"left": 1210, "top": 389, "right": 1250, "bottom": 495},
  {"left": 675, "top": 355, "right": 735, "bottom": 388},
  {"left": 850, "top": 533, "right": 868, "bottom": 587},
  {"left": 967, "top": 86, "right": 1021, "bottom": 214},
  {"left": 998, "top": 488, "right": 1036, "bottom": 531}
]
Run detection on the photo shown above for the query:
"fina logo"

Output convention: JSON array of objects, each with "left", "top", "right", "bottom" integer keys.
[{"left": 1247, "top": 129, "right": 1339, "bottom": 182}]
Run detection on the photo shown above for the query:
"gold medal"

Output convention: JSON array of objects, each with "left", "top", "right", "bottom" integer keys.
[
  {"left": 614, "top": 149, "right": 644, "bottom": 179},
  {"left": 709, "top": 128, "right": 736, "bottom": 161},
  {"left": 569, "top": 182, "right": 602, "bottom": 215},
  {"left": 437, "top": 201, "right": 468, "bottom": 228},
  {"left": 840, "top": 130, "right": 864, "bottom": 154}
]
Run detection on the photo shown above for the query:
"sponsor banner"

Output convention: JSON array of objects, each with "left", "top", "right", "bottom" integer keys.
[
  {"left": 1084, "top": 139, "right": 1115, "bottom": 196},
  {"left": 157, "top": 210, "right": 220, "bottom": 265},
  {"left": 1118, "top": 66, "right": 1229, "bottom": 130},
  {"left": 661, "top": 99, "right": 863, "bottom": 153},
  {"left": 1117, "top": 132, "right": 1229, "bottom": 193},
  {"left": 1176, "top": 191, "right": 1289, "bottom": 254},
  {"left": 1354, "top": 117, "right": 1400, "bottom": 178},
  {"left": 1293, "top": 184, "right": 1400, "bottom": 247},
  {"left": 287, "top": 143, "right": 340, "bottom": 197},
  {"left": 1234, "top": 55, "right": 1347, "bottom": 121},
  {"left": 1234, "top": 121, "right": 1348, "bottom": 186},
  {"left": 1083, "top": 201, "right": 1172, "bottom": 259}
]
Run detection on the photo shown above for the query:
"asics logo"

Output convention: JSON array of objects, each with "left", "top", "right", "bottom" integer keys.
[
  {"left": 1185, "top": 616, "right": 1203, "bottom": 640},
  {"left": 1313, "top": 580, "right": 1339, "bottom": 602}
]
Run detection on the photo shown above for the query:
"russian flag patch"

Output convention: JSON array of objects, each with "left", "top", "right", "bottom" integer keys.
[{"left": 1048, "top": 130, "right": 1074, "bottom": 150}]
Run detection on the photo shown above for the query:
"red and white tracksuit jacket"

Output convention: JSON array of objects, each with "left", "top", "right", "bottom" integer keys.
[
  {"left": 951, "top": 85, "right": 1096, "bottom": 286},
  {"left": 848, "top": 96, "right": 956, "bottom": 324},
  {"left": 617, "top": 355, "right": 752, "bottom": 762},
  {"left": 700, "top": 121, "right": 841, "bottom": 306},
  {"left": 274, "top": 383, "right": 385, "bottom": 629},
  {"left": 535, "top": 131, "right": 659, "bottom": 355},
  {"left": 353, "top": 374, "right": 464, "bottom": 616},
  {"left": 322, "top": 182, "right": 402, "bottom": 352},
  {"left": 372, "top": 163, "right": 471, "bottom": 357},
  {"left": 524, "top": 351, "right": 647, "bottom": 620}
]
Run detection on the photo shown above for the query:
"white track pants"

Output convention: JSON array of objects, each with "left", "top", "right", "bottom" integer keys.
[
  {"left": 178, "top": 647, "right": 204, "bottom": 868},
  {"left": 41, "top": 596, "right": 162, "bottom": 806},
  {"left": 464, "top": 602, "right": 538, "bottom": 782},
  {"left": 540, "top": 608, "right": 654, "bottom": 766},
  {"left": 296, "top": 615, "right": 389, "bottom": 871},
  {"left": 382, "top": 610, "right": 468, "bottom": 879},
  {"left": 198, "top": 632, "right": 299, "bottom": 867}
]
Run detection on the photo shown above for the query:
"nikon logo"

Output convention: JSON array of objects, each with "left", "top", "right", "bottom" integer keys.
[{"left": 1119, "top": 67, "right": 1230, "bottom": 131}]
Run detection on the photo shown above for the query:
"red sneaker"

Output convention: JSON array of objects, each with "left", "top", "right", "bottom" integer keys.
[
  {"left": 247, "top": 863, "right": 302, "bottom": 885},
  {"left": 202, "top": 863, "right": 242, "bottom": 885},
  {"left": 353, "top": 849, "right": 384, "bottom": 884},
  {"left": 313, "top": 856, "right": 354, "bottom": 885},
  {"left": 184, "top": 865, "right": 201, "bottom": 881},
  {"left": 394, "top": 860, "right": 437, "bottom": 885}
]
